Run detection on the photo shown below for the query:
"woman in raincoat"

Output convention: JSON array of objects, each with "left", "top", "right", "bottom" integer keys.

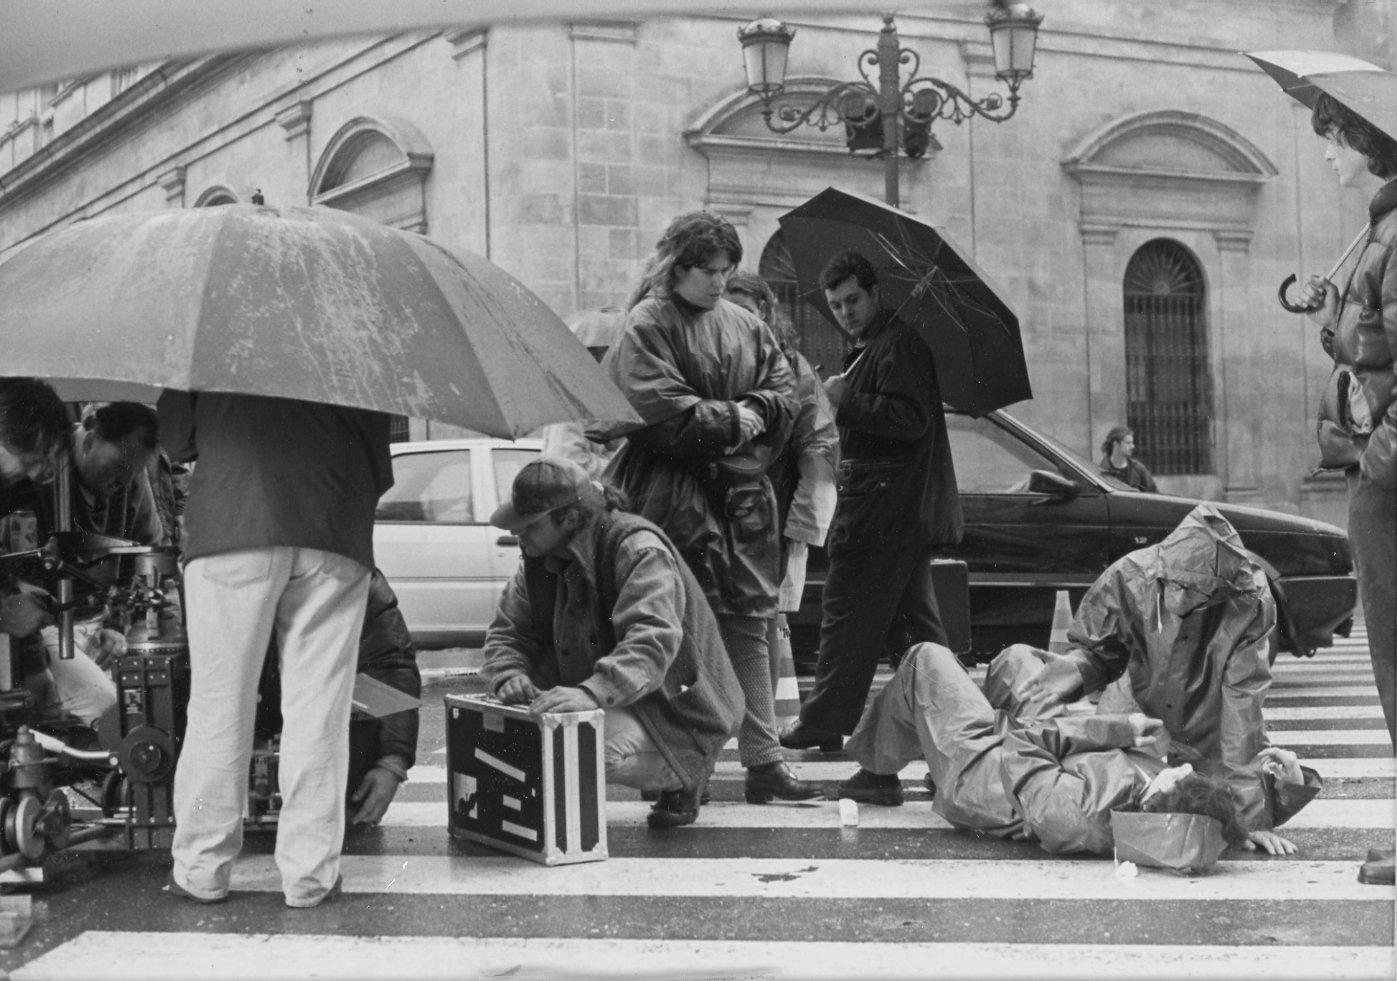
[
  {"left": 594, "top": 212, "right": 817, "bottom": 804},
  {"left": 1292, "top": 93, "right": 1397, "bottom": 752}
]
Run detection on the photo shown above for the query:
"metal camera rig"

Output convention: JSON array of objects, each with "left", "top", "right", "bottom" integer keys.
[{"left": 0, "top": 532, "right": 191, "bottom": 872}]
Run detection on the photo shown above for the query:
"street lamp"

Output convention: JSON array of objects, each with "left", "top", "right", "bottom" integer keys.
[{"left": 737, "top": 3, "right": 1043, "bottom": 207}]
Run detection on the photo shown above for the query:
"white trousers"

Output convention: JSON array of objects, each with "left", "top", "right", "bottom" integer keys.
[{"left": 171, "top": 547, "right": 369, "bottom": 906}]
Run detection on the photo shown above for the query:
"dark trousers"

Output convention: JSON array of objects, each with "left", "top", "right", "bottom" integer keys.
[{"left": 799, "top": 540, "right": 946, "bottom": 735}]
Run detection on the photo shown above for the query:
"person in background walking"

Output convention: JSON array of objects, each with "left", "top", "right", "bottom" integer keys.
[
  {"left": 780, "top": 249, "right": 962, "bottom": 752},
  {"left": 594, "top": 211, "right": 819, "bottom": 804},
  {"left": 1098, "top": 425, "right": 1157, "bottom": 493}
]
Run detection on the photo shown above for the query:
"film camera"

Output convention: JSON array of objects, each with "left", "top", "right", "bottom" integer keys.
[{"left": 0, "top": 529, "right": 289, "bottom": 875}]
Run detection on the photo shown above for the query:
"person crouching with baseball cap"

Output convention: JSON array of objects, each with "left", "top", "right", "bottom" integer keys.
[{"left": 482, "top": 457, "right": 744, "bottom": 828}]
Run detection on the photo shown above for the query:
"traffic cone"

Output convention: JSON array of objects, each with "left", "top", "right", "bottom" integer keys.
[
  {"left": 1047, "top": 590, "right": 1074, "bottom": 654},
  {"left": 768, "top": 614, "right": 802, "bottom": 725}
]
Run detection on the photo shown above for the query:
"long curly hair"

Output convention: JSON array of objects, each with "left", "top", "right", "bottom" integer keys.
[
  {"left": 1100, "top": 425, "right": 1132, "bottom": 457},
  {"left": 1141, "top": 772, "right": 1249, "bottom": 846},
  {"left": 1311, "top": 92, "right": 1397, "bottom": 180},
  {"left": 627, "top": 211, "right": 742, "bottom": 310}
]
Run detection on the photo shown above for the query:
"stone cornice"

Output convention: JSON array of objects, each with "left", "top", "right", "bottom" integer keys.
[
  {"left": 275, "top": 101, "right": 312, "bottom": 141},
  {"left": 0, "top": 54, "right": 250, "bottom": 204}
]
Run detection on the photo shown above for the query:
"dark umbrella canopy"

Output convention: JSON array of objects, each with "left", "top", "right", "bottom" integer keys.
[
  {"left": 1245, "top": 49, "right": 1397, "bottom": 141},
  {"left": 778, "top": 186, "right": 1032, "bottom": 414},
  {"left": 0, "top": 204, "right": 638, "bottom": 437}
]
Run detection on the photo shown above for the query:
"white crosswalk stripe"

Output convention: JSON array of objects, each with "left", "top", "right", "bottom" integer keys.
[{"left": 10, "top": 628, "right": 1393, "bottom": 981}]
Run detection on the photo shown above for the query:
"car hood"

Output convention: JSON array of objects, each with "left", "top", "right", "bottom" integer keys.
[{"left": 1107, "top": 490, "right": 1353, "bottom": 577}]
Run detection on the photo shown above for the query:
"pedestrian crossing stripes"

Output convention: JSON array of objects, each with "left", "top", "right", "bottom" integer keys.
[
  {"left": 19, "top": 933, "right": 1394, "bottom": 981},
  {"left": 8, "top": 630, "right": 1393, "bottom": 981},
  {"left": 218, "top": 855, "right": 1380, "bottom": 901}
]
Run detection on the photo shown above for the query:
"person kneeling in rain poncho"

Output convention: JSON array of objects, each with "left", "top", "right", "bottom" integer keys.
[
  {"left": 1006, "top": 504, "right": 1323, "bottom": 854},
  {"left": 834, "top": 643, "right": 1318, "bottom": 868}
]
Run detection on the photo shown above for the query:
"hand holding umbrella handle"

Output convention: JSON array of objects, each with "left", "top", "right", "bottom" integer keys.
[
  {"left": 1278, "top": 224, "right": 1371, "bottom": 314},
  {"left": 1277, "top": 274, "right": 1322, "bottom": 313}
]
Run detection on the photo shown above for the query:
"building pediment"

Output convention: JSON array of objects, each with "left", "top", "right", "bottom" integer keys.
[{"left": 1062, "top": 110, "right": 1277, "bottom": 241}]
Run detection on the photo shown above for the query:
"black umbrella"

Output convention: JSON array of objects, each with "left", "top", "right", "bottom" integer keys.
[{"left": 778, "top": 186, "right": 1032, "bottom": 414}]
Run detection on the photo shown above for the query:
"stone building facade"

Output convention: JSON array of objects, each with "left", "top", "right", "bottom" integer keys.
[{"left": 0, "top": 1, "right": 1390, "bottom": 526}]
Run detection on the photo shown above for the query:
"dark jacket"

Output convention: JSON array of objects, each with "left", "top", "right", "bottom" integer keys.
[
  {"left": 595, "top": 295, "right": 797, "bottom": 618},
  {"left": 352, "top": 569, "right": 421, "bottom": 770},
  {"left": 156, "top": 391, "right": 393, "bottom": 569},
  {"left": 257, "top": 568, "right": 420, "bottom": 772},
  {"left": 1098, "top": 455, "right": 1158, "bottom": 493},
  {"left": 482, "top": 510, "right": 743, "bottom": 791},
  {"left": 1316, "top": 179, "right": 1397, "bottom": 486},
  {"left": 828, "top": 312, "right": 962, "bottom": 549}
]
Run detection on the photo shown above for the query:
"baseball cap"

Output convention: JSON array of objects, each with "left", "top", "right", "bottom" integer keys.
[{"left": 489, "top": 457, "right": 599, "bottom": 532}]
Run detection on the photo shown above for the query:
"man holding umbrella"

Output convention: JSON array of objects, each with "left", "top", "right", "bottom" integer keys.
[{"left": 781, "top": 249, "right": 963, "bottom": 752}]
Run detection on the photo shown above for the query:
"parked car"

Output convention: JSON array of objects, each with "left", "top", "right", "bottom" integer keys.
[
  {"left": 788, "top": 409, "right": 1357, "bottom": 663},
  {"left": 374, "top": 438, "right": 540, "bottom": 648},
  {"left": 377, "top": 412, "right": 1357, "bottom": 664}
]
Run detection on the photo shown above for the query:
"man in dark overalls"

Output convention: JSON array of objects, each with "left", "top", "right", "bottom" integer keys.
[{"left": 781, "top": 250, "right": 963, "bottom": 751}]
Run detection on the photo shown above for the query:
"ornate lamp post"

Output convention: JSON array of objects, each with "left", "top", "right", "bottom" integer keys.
[{"left": 738, "top": 4, "right": 1043, "bottom": 208}]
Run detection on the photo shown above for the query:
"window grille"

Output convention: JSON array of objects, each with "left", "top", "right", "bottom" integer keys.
[
  {"left": 758, "top": 230, "right": 850, "bottom": 378},
  {"left": 1122, "top": 240, "right": 1212, "bottom": 475}
]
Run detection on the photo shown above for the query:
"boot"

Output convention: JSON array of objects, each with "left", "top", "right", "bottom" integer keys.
[
  {"left": 1359, "top": 846, "right": 1395, "bottom": 885},
  {"left": 647, "top": 782, "right": 703, "bottom": 829},
  {"left": 833, "top": 768, "right": 904, "bottom": 806},
  {"left": 744, "top": 761, "right": 821, "bottom": 803}
]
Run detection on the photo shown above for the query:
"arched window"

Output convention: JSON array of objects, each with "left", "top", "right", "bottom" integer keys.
[
  {"left": 194, "top": 186, "right": 238, "bottom": 207},
  {"left": 1123, "top": 240, "right": 1212, "bottom": 475},
  {"left": 758, "top": 230, "right": 849, "bottom": 377},
  {"left": 310, "top": 116, "right": 433, "bottom": 233}
]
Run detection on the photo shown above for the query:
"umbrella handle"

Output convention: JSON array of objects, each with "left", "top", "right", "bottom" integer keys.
[{"left": 1277, "top": 274, "right": 1323, "bottom": 314}]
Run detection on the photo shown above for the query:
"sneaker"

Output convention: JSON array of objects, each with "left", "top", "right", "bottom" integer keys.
[
  {"left": 165, "top": 876, "right": 227, "bottom": 905},
  {"left": 833, "top": 768, "right": 904, "bottom": 806}
]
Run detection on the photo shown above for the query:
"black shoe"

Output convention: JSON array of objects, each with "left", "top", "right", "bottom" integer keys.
[
  {"left": 833, "top": 768, "right": 904, "bottom": 806},
  {"left": 778, "top": 721, "right": 843, "bottom": 753},
  {"left": 1359, "top": 847, "right": 1395, "bottom": 885},
  {"left": 647, "top": 784, "right": 703, "bottom": 829},
  {"left": 744, "top": 762, "right": 821, "bottom": 804}
]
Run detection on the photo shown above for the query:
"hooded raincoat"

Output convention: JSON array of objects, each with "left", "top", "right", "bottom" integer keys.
[
  {"left": 1058, "top": 504, "right": 1282, "bottom": 829},
  {"left": 595, "top": 295, "right": 797, "bottom": 618}
]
